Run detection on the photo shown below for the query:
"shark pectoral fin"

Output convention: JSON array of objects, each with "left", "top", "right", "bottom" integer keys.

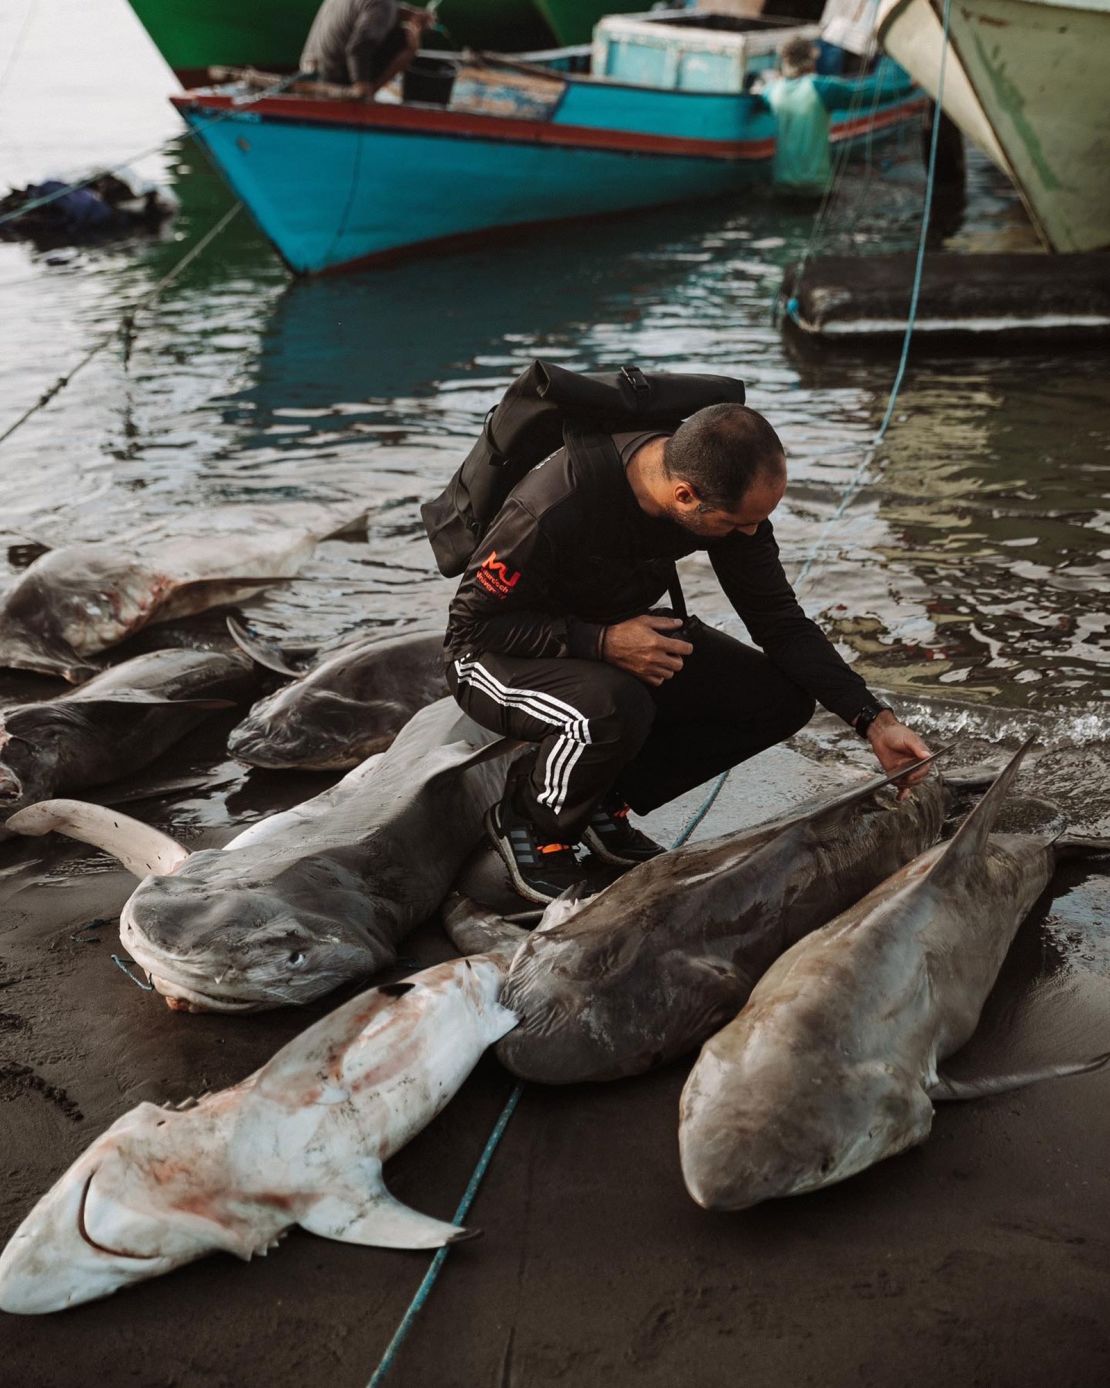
[
  {"left": 226, "top": 616, "right": 306, "bottom": 678},
  {"left": 441, "top": 894, "right": 530, "bottom": 957},
  {"left": 4, "top": 799, "right": 191, "bottom": 876},
  {"left": 929, "top": 1051, "right": 1110, "bottom": 1101},
  {"left": 299, "top": 1183, "right": 470, "bottom": 1250}
]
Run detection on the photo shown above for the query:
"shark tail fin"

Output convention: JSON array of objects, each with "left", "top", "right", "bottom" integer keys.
[
  {"left": 4, "top": 799, "right": 191, "bottom": 877},
  {"left": 442, "top": 893, "right": 530, "bottom": 959},
  {"left": 299, "top": 1177, "right": 472, "bottom": 1249},
  {"left": 924, "top": 738, "right": 1033, "bottom": 888}
]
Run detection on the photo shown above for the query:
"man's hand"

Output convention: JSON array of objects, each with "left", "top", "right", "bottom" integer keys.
[
  {"left": 601, "top": 615, "right": 693, "bottom": 687},
  {"left": 400, "top": 6, "right": 435, "bottom": 43},
  {"left": 867, "top": 711, "right": 933, "bottom": 801}
]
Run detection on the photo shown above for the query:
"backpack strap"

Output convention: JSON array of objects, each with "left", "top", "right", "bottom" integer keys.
[{"left": 563, "top": 421, "right": 688, "bottom": 622}]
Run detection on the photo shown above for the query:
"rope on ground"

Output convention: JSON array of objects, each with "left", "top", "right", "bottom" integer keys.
[
  {"left": 365, "top": 1081, "right": 524, "bottom": 1388},
  {"left": 0, "top": 199, "right": 242, "bottom": 449},
  {"left": 792, "top": 0, "right": 953, "bottom": 598},
  {"left": 365, "top": 768, "right": 729, "bottom": 1384}
]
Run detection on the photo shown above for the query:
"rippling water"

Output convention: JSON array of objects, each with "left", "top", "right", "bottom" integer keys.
[{"left": 1, "top": 3, "right": 1107, "bottom": 772}]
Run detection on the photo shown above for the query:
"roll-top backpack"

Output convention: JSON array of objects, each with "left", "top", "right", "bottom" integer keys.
[{"left": 420, "top": 359, "right": 746, "bottom": 579}]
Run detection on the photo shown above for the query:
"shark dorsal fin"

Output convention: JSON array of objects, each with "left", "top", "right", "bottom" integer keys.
[{"left": 923, "top": 738, "right": 1034, "bottom": 887}]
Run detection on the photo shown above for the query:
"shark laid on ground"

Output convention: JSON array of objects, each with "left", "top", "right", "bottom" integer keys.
[
  {"left": 8, "top": 700, "right": 512, "bottom": 1012},
  {"left": 0, "top": 502, "right": 363, "bottom": 681},
  {"left": 0, "top": 650, "right": 255, "bottom": 831},
  {"left": 0, "top": 948, "right": 518, "bottom": 1314},
  {"left": 227, "top": 622, "right": 446, "bottom": 770},
  {"left": 678, "top": 742, "right": 1110, "bottom": 1212},
  {"left": 491, "top": 755, "right": 951, "bottom": 1085}
]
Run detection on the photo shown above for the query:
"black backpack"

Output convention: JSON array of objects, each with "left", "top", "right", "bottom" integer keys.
[{"left": 420, "top": 359, "right": 746, "bottom": 579}]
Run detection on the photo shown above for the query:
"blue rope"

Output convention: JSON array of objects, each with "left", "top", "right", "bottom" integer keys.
[
  {"left": 366, "top": 1081, "right": 524, "bottom": 1387},
  {"left": 365, "top": 766, "right": 727, "bottom": 1383},
  {"left": 793, "top": 0, "right": 953, "bottom": 596}
]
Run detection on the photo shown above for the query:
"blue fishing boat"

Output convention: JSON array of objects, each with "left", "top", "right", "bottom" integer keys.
[{"left": 172, "top": 9, "right": 924, "bottom": 275}]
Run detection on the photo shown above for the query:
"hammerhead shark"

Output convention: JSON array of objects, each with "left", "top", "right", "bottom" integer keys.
[{"left": 678, "top": 742, "right": 1109, "bottom": 1211}]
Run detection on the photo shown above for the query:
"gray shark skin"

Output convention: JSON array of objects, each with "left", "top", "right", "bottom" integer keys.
[
  {"left": 0, "top": 950, "right": 518, "bottom": 1314},
  {"left": 0, "top": 503, "right": 360, "bottom": 681},
  {"left": 8, "top": 700, "right": 511, "bottom": 1013},
  {"left": 227, "top": 629, "right": 447, "bottom": 770},
  {"left": 0, "top": 650, "right": 254, "bottom": 831},
  {"left": 497, "top": 760, "right": 948, "bottom": 1085},
  {"left": 678, "top": 744, "right": 1106, "bottom": 1211}
]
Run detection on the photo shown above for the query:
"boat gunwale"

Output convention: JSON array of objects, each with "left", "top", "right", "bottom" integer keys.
[{"left": 171, "top": 87, "right": 926, "bottom": 163}]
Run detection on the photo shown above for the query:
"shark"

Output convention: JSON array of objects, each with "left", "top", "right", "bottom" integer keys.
[
  {"left": 678, "top": 742, "right": 1110, "bottom": 1211},
  {"left": 0, "top": 948, "right": 517, "bottom": 1314},
  {"left": 8, "top": 700, "right": 512, "bottom": 1012}
]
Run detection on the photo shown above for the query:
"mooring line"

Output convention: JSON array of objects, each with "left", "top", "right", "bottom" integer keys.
[
  {"left": 365, "top": 773, "right": 727, "bottom": 1384},
  {"left": 791, "top": 0, "right": 953, "bottom": 598},
  {"left": 0, "top": 200, "right": 242, "bottom": 449}
]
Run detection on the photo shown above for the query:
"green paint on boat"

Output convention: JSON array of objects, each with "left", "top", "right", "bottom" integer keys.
[
  {"left": 533, "top": 0, "right": 643, "bottom": 46},
  {"left": 971, "top": 29, "right": 1065, "bottom": 193},
  {"left": 126, "top": 0, "right": 555, "bottom": 82}
]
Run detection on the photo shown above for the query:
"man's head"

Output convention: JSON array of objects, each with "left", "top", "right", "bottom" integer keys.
[
  {"left": 781, "top": 37, "right": 817, "bottom": 78},
  {"left": 662, "top": 404, "right": 786, "bottom": 539}
]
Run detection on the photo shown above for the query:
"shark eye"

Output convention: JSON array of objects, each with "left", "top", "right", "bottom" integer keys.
[{"left": 288, "top": 950, "right": 307, "bottom": 967}]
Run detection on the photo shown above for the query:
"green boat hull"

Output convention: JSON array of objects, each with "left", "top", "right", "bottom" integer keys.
[
  {"left": 534, "top": 0, "right": 639, "bottom": 45},
  {"left": 127, "top": 0, "right": 556, "bottom": 85}
]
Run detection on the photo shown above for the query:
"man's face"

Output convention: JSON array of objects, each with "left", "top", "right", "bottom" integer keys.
[{"left": 669, "top": 464, "right": 787, "bottom": 540}]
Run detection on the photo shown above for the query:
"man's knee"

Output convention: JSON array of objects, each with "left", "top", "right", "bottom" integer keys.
[{"left": 585, "top": 667, "right": 657, "bottom": 752}]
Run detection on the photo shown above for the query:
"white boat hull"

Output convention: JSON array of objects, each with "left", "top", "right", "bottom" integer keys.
[{"left": 880, "top": 0, "right": 1110, "bottom": 251}]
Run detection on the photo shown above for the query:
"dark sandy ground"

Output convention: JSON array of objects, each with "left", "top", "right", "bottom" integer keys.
[{"left": 0, "top": 716, "right": 1107, "bottom": 1388}]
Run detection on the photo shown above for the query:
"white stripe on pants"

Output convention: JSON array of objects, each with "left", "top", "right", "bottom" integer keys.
[{"left": 454, "top": 657, "right": 592, "bottom": 816}]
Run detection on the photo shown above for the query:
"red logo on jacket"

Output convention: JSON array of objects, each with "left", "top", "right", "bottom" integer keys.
[{"left": 475, "top": 550, "right": 521, "bottom": 599}]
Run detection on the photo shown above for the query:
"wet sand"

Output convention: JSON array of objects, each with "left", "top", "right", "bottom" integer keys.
[{"left": 0, "top": 723, "right": 1107, "bottom": 1386}]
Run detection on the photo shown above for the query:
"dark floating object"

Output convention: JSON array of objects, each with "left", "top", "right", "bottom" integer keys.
[
  {"left": 0, "top": 171, "right": 177, "bottom": 248},
  {"left": 781, "top": 253, "right": 1110, "bottom": 349}
]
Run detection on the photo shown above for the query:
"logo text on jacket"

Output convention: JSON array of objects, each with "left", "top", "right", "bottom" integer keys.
[{"left": 476, "top": 550, "right": 521, "bottom": 599}]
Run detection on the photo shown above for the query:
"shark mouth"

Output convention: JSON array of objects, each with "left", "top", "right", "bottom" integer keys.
[
  {"left": 77, "top": 1174, "right": 160, "bottom": 1263},
  {"left": 149, "top": 973, "right": 270, "bottom": 1014}
]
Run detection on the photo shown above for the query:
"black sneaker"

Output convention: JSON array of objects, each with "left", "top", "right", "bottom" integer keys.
[
  {"left": 484, "top": 799, "right": 584, "bottom": 905},
  {"left": 581, "top": 797, "right": 665, "bottom": 868}
]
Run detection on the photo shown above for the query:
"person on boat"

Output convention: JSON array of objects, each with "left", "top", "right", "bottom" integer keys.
[
  {"left": 763, "top": 36, "right": 861, "bottom": 198},
  {"left": 299, "top": 0, "right": 434, "bottom": 99},
  {"left": 444, "top": 404, "right": 932, "bottom": 904}
]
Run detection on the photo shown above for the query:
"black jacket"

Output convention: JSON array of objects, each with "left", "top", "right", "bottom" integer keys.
[{"left": 444, "top": 430, "right": 873, "bottom": 725}]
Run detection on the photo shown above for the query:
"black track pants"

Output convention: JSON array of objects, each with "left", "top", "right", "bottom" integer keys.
[{"left": 447, "top": 618, "right": 816, "bottom": 841}]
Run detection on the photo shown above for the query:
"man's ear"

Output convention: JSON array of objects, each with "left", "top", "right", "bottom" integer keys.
[{"left": 672, "top": 480, "right": 700, "bottom": 509}]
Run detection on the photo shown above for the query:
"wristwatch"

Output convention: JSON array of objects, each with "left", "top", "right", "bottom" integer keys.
[{"left": 852, "top": 699, "right": 893, "bottom": 740}]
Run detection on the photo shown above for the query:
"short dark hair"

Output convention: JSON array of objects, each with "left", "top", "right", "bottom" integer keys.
[{"left": 663, "top": 404, "right": 785, "bottom": 510}]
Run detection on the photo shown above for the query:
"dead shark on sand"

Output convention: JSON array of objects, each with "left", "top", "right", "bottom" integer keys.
[
  {"left": 226, "top": 618, "right": 446, "bottom": 770},
  {"left": 678, "top": 741, "right": 1110, "bottom": 1212},
  {"left": 0, "top": 649, "right": 255, "bottom": 832},
  {"left": 8, "top": 699, "right": 513, "bottom": 1012},
  {"left": 0, "top": 947, "right": 518, "bottom": 1314},
  {"left": 472, "top": 753, "right": 954, "bottom": 1085},
  {"left": 0, "top": 502, "right": 364, "bottom": 681}
]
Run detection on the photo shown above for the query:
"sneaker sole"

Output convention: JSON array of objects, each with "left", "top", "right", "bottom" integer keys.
[
  {"left": 581, "top": 824, "right": 664, "bottom": 869},
  {"left": 484, "top": 805, "right": 559, "bottom": 906}
]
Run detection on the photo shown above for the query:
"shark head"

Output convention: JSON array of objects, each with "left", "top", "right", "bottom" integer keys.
[
  {"left": 680, "top": 1044, "right": 935, "bottom": 1211},
  {"left": 120, "top": 848, "right": 397, "bottom": 1012},
  {"left": 228, "top": 687, "right": 390, "bottom": 771},
  {"left": 0, "top": 1101, "right": 251, "bottom": 1314}
]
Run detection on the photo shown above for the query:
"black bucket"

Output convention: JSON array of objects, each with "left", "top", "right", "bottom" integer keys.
[{"left": 402, "top": 56, "right": 458, "bottom": 106}]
